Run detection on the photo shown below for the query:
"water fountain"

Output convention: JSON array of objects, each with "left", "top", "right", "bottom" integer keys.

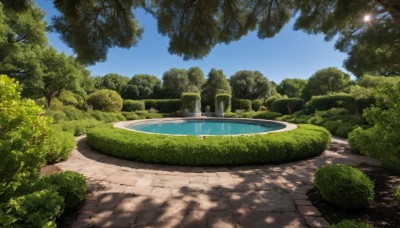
[
  {"left": 192, "top": 99, "right": 201, "bottom": 117},
  {"left": 215, "top": 100, "right": 224, "bottom": 117}
]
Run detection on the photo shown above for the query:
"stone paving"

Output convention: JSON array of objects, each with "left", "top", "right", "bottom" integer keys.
[{"left": 56, "top": 136, "right": 380, "bottom": 228}]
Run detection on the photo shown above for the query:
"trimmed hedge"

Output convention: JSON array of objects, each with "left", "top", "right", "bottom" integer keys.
[
  {"left": 123, "top": 100, "right": 145, "bottom": 112},
  {"left": 233, "top": 99, "right": 252, "bottom": 111},
  {"left": 314, "top": 164, "right": 374, "bottom": 208},
  {"left": 252, "top": 99, "right": 263, "bottom": 111},
  {"left": 143, "top": 99, "right": 181, "bottom": 113},
  {"left": 181, "top": 93, "right": 201, "bottom": 114},
  {"left": 271, "top": 98, "right": 305, "bottom": 115},
  {"left": 215, "top": 93, "right": 232, "bottom": 112},
  {"left": 253, "top": 111, "right": 282, "bottom": 120},
  {"left": 90, "top": 110, "right": 125, "bottom": 123},
  {"left": 87, "top": 124, "right": 331, "bottom": 166},
  {"left": 307, "top": 94, "right": 355, "bottom": 112}
]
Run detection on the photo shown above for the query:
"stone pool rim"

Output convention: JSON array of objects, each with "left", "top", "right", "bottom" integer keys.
[{"left": 114, "top": 117, "right": 297, "bottom": 137}]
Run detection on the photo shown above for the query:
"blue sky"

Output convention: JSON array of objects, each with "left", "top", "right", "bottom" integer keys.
[{"left": 36, "top": 0, "right": 350, "bottom": 82}]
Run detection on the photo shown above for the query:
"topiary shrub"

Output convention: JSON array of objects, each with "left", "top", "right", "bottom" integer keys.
[
  {"left": 252, "top": 99, "right": 263, "bottom": 111},
  {"left": 122, "top": 99, "right": 145, "bottom": 112},
  {"left": 42, "top": 171, "right": 86, "bottom": 210},
  {"left": 271, "top": 98, "right": 305, "bottom": 115},
  {"left": 314, "top": 164, "right": 374, "bottom": 208},
  {"left": 215, "top": 93, "right": 232, "bottom": 113},
  {"left": 306, "top": 94, "right": 355, "bottom": 112},
  {"left": 87, "top": 89, "right": 123, "bottom": 112},
  {"left": 253, "top": 111, "right": 282, "bottom": 120},
  {"left": 329, "top": 219, "right": 373, "bottom": 228},
  {"left": 395, "top": 185, "right": 400, "bottom": 207},
  {"left": 181, "top": 93, "right": 201, "bottom": 115},
  {"left": 44, "top": 129, "right": 75, "bottom": 164},
  {"left": 233, "top": 99, "right": 252, "bottom": 111},
  {"left": 143, "top": 99, "right": 181, "bottom": 113},
  {"left": 58, "top": 90, "right": 80, "bottom": 107},
  {"left": 6, "top": 189, "right": 64, "bottom": 227},
  {"left": 264, "top": 94, "right": 288, "bottom": 109}
]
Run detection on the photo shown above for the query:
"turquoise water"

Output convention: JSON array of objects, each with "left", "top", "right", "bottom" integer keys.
[{"left": 128, "top": 120, "right": 285, "bottom": 136}]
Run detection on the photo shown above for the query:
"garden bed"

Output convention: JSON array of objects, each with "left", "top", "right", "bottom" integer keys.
[{"left": 308, "top": 164, "right": 400, "bottom": 227}]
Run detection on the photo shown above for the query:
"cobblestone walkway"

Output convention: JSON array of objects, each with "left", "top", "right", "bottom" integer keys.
[{"left": 56, "top": 136, "right": 380, "bottom": 228}]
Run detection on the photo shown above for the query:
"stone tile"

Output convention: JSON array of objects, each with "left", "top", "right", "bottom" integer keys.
[
  {"left": 115, "top": 195, "right": 165, "bottom": 212},
  {"left": 180, "top": 210, "right": 207, "bottom": 227},
  {"left": 292, "top": 193, "right": 308, "bottom": 200},
  {"left": 297, "top": 206, "right": 321, "bottom": 216},
  {"left": 136, "top": 210, "right": 157, "bottom": 226},
  {"left": 295, "top": 199, "right": 313, "bottom": 206},
  {"left": 189, "top": 176, "right": 208, "bottom": 184},
  {"left": 107, "top": 175, "right": 138, "bottom": 186},
  {"left": 135, "top": 178, "right": 153, "bottom": 187},
  {"left": 151, "top": 187, "right": 171, "bottom": 197},
  {"left": 206, "top": 211, "right": 235, "bottom": 228},
  {"left": 304, "top": 216, "right": 330, "bottom": 228},
  {"left": 96, "top": 194, "right": 123, "bottom": 211},
  {"left": 100, "top": 212, "right": 138, "bottom": 227}
]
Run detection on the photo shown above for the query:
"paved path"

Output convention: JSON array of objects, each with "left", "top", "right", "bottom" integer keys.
[{"left": 56, "top": 136, "right": 380, "bottom": 228}]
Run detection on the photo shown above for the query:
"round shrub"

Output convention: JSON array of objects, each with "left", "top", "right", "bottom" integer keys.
[
  {"left": 44, "top": 129, "right": 75, "bottom": 164},
  {"left": 122, "top": 99, "right": 145, "bottom": 112},
  {"left": 395, "top": 185, "right": 400, "bottom": 207},
  {"left": 42, "top": 171, "right": 87, "bottom": 209},
  {"left": 87, "top": 124, "right": 331, "bottom": 166},
  {"left": 329, "top": 219, "right": 372, "bottom": 228},
  {"left": 314, "top": 164, "right": 374, "bottom": 208},
  {"left": 58, "top": 90, "right": 80, "bottom": 107},
  {"left": 252, "top": 99, "right": 263, "bottom": 111},
  {"left": 87, "top": 89, "right": 123, "bottom": 112},
  {"left": 45, "top": 110, "right": 67, "bottom": 123}
]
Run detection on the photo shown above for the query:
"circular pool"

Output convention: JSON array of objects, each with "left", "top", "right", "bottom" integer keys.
[{"left": 117, "top": 118, "right": 295, "bottom": 136}]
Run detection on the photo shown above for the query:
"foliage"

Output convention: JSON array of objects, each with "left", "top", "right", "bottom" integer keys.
[
  {"left": 306, "top": 94, "right": 355, "bottom": 112},
  {"left": 0, "top": 75, "right": 51, "bottom": 196},
  {"left": 271, "top": 98, "right": 305, "bottom": 115},
  {"left": 348, "top": 82, "right": 400, "bottom": 173},
  {"left": 87, "top": 124, "right": 331, "bottom": 166},
  {"left": 188, "top": 67, "right": 205, "bottom": 91},
  {"left": 396, "top": 185, "right": 400, "bottom": 207},
  {"left": 181, "top": 93, "right": 201, "bottom": 114},
  {"left": 358, "top": 75, "right": 400, "bottom": 88},
  {"left": 230, "top": 70, "right": 271, "bottom": 100},
  {"left": 5, "top": 189, "right": 64, "bottom": 227},
  {"left": 42, "top": 171, "right": 86, "bottom": 210},
  {"left": 253, "top": 111, "right": 283, "bottom": 120},
  {"left": 264, "top": 94, "right": 288, "bottom": 109},
  {"left": 44, "top": 129, "right": 75, "bottom": 164},
  {"left": 223, "top": 112, "right": 238, "bottom": 118},
  {"left": 90, "top": 110, "right": 125, "bottom": 123},
  {"left": 232, "top": 99, "right": 252, "bottom": 111},
  {"left": 314, "top": 164, "right": 374, "bottom": 209},
  {"left": 122, "top": 100, "right": 145, "bottom": 112},
  {"left": 58, "top": 90, "right": 81, "bottom": 107},
  {"left": 234, "top": 110, "right": 257, "bottom": 118},
  {"left": 53, "top": 119, "right": 110, "bottom": 136},
  {"left": 302, "top": 68, "right": 351, "bottom": 100},
  {"left": 215, "top": 93, "right": 232, "bottom": 113},
  {"left": 87, "top": 89, "right": 123, "bottom": 112},
  {"left": 121, "top": 74, "right": 162, "bottom": 99},
  {"left": 94, "top": 73, "right": 129, "bottom": 94},
  {"left": 45, "top": 110, "right": 67, "bottom": 123},
  {"left": 252, "top": 99, "right": 263, "bottom": 112},
  {"left": 329, "top": 220, "right": 373, "bottom": 228},
  {"left": 162, "top": 68, "right": 190, "bottom": 98},
  {"left": 279, "top": 108, "right": 367, "bottom": 138},
  {"left": 143, "top": 99, "right": 181, "bottom": 113},
  {"left": 201, "top": 69, "right": 231, "bottom": 110},
  {"left": 277, "top": 78, "right": 307, "bottom": 98},
  {"left": 122, "top": 112, "right": 142, "bottom": 120}
]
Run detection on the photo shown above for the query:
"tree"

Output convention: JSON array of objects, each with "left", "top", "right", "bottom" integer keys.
[
  {"left": 187, "top": 67, "right": 205, "bottom": 92},
  {"left": 87, "top": 89, "right": 123, "bottom": 112},
  {"left": 229, "top": 70, "right": 270, "bottom": 100},
  {"left": 201, "top": 69, "right": 231, "bottom": 109},
  {"left": 302, "top": 67, "right": 351, "bottom": 99},
  {"left": 162, "top": 68, "right": 189, "bottom": 98},
  {"left": 94, "top": 73, "right": 129, "bottom": 94},
  {"left": 121, "top": 74, "right": 162, "bottom": 99},
  {"left": 277, "top": 78, "right": 307, "bottom": 98}
]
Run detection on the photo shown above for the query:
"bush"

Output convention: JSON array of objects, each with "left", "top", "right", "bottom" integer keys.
[
  {"left": 44, "top": 129, "right": 75, "bottom": 164},
  {"left": 306, "top": 94, "right": 355, "bottom": 112},
  {"left": 253, "top": 111, "right": 283, "bottom": 120},
  {"left": 60, "top": 105, "right": 92, "bottom": 120},
  {"left": 122, "top": 112, "right": 142, "bottom": 120},
  {"left": 42, "top": 171, "right": 86, "bottom": 210},
  {"left": 252, "top": 99, "right": 263, "bottom": 111},
  {"left": 264, "top": 94, "right": 288, "bottom": 109},
  {"left": 235, "top": 110, "right": 257, "bottom": 118},
  {"left": 396, "top": 185, "right": 400, "bottom": 207},
  {"left": 58, "top": 90, "right": 80, "bottom": 107},
  {"left": 6, "top": 189, "right": 64, "bottom": 227},
  {"left": 122, "top": 99, "right": 145, "bottom": 112},
  {"left": 259, "top": 105, "right": 267, "bottom": 111},
  {"left": 233, "top": 99, "right": 252, "bottom": 111},
  {"left": 181, "top": 93, "right": 201, "bottom": 114},
  {"left": 223, "top": 112, "right": 238, "bottom": 118},
  {"left": 134, "top": 110, "right": 164, "bottom": 119},
  {"left": 87, "top": 124, "right": 331, "bottom": 166},
  {"left": 87, "top": 89, "right": 123, "bottom": 112},
  {"left": 314, "top": 164, "right": 374, "bottom": 208},
  {"left": 215, "top": 93, "right": 232, "bottom": 112},
  {"left": 271, "top": 98, "right": 305, "bottom": 115},
  {"left": 329, "top": 220, "right": 372, "bottom": 228},
  {"left": 53, "top": 118, "right": 110, "bottom": 136},
  {"left": 90, "top": 110, "right": 125, "bottom": 123},
  {"left": 143, "top": 99, "right": 181, "bottom": 113},
  {"left": 45, "top": 110, "right": 67, "bottom": 123}
]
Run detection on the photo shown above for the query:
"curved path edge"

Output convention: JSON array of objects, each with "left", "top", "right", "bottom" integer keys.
[{"left": 56, "top": 136, "right": 380, "bottom": 228}]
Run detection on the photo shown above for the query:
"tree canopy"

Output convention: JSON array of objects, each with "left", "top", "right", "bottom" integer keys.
[
  {"left": 94, "top": 73, "right": 129, "bottom": 94},
  {"left": 277, "top": 78, "right": 307, "bottom": 98},
  {"left": 121, "top": 74, "right": 162, "bottom": 99},
  {"left": 201, "top": 69, "right": 231, "bottom": 109},
  {"left": 229, "top": 70, "right": 271, "bottom": 100}
]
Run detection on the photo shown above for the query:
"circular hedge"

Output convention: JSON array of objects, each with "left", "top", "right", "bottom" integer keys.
[
  {"left": 87, "top": 124, "right": 331, "bottom": 166},
  {"left": 314, "top": 164, "right": 374, "bottom": 208}
]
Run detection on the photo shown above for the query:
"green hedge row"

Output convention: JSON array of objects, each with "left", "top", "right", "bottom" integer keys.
[
  {"left": 123, "top": 100, "right": 145, "bottom": 112},
  {"left": 181, "top": 93, "right": 201, "bottom": 113},
  {"left": 143, "top": 99, "right": 181, "bottom": 113},
  {"left": 271, "top": 98, "right": 305, "bottom": 115},
  {"left": 232, "top": 99, "right": 252, "bottom": 111},
  {"left": 87, "top": 124, "right": 331, "bottom": 166},
  {"left": 307, "top": 94, "right": 354, "bottom": 111}
]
